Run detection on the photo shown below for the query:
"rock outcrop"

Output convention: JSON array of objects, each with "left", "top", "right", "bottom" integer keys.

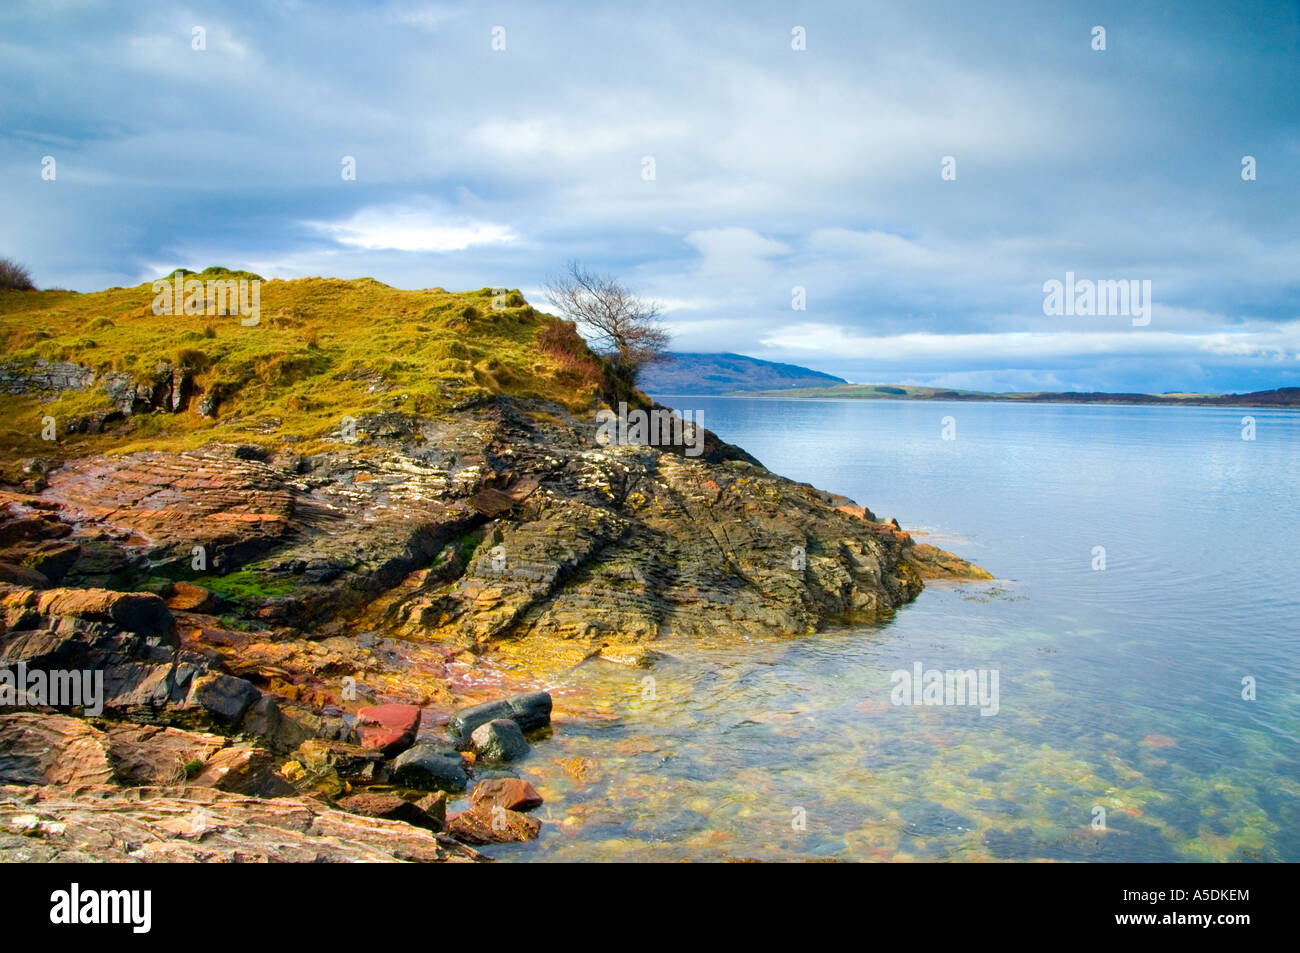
[{"left": 0, "top": 278, "right": 990, "bottom": 862}]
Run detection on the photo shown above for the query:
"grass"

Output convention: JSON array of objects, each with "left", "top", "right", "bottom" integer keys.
[{"left": 0, "top": 268, "right": 612, "bottom": 470}]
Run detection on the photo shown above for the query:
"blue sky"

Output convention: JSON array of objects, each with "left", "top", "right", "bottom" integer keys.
[{"left": 2, "top": 0, "right": 1298, "bottom": 393}]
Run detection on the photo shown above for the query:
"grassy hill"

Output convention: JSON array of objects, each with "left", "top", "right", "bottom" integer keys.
[{"left": 0, "top": 268, "right": 611, "bottom": 472}]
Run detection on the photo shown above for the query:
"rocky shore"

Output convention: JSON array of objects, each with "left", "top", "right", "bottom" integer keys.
[{"left": 0, "top": 277, "right": 988, "bottom": 861}]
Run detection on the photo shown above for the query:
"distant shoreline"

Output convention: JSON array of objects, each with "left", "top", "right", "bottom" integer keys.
[{"left": 651, "top": 385, "right": 1300, "bottom": 410}]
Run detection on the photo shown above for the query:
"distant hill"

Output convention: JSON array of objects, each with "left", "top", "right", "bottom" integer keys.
[
  {"left": 640, "top": 352, "right": 847, "bottom": 395},
  {"left": 736, "top": 383, "right": 1300, "bottom": 408}
]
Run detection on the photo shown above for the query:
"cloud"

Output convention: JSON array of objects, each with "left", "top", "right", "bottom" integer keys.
[
  {"left": 306, "top": 207, "right": 519, "bottom": 252},
  {"left": 2, "top": 0, "right": 1298, "bottom": 392},
  {"left": 759, "top": 323, "right": 1300, "bottom": 364}
]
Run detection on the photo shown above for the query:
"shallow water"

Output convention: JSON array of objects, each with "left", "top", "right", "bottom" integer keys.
[{"left": 483, "top": 398, "right": 1300, "bottom": 862}]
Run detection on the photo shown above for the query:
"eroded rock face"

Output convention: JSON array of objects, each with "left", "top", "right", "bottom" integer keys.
[{"left": 17, "top": 398, "right": 985, "bottom": 645}]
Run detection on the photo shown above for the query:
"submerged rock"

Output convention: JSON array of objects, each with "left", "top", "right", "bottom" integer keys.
[{"left": 447, "top": 804, "right": 541, "bottom": 845}]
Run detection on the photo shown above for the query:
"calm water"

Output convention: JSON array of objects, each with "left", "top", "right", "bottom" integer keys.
[{"left": 484, "top": 398, "right": 1300, "bottom": 862}]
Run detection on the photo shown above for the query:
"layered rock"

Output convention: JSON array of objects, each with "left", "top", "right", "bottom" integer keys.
[{"left": 0, "top": 784, "right": 482, "bottom": 862}]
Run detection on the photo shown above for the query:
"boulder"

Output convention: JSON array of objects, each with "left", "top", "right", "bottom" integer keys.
[
  {"left": 388, "top": 744, "right": 468, "bottom": 792},
  {"left": 451, "top": 691, "right": 552, "bottom": 742},
  {"left": 0, "top": 713, "right": 292, "bottom": 796},
  {"left": 470, "top": 718, "right": 529, "bottom": 762},
  {"left": 470, "top": 777, "right": 543, "bottom": 812},
  {"left": 186, "top": 673, "right": 261, "bottom": 726}
]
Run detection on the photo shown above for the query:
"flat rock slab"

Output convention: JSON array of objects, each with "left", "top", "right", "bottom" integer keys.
[{"left": 0, "top": 784, "right": 482, "bottom": 862}]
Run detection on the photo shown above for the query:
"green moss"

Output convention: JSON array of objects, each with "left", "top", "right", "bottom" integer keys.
[{"left": 201, "top": 568, "right": 297, "bottom": 604}]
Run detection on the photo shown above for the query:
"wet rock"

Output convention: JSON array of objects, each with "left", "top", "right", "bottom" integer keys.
[
  {"left": 973, "top": 797, "right": 1023, "bottom": 817},
  {"left": 470, "top": 777, "right": 543, "bottom": 812},
  {"left": 355, "top": 703, "right": 421, "bottom": 755},
  {"left": 446, "top": 804, "right": 541, "bottom": 844},
  {"left": 557, "top": 757, "right": 599, "bottom": 783},
  {"left": 389, "top": 744, "right": 468, "bottom": 793},
  {"left": 470, "top": 718, "right": 529, "bottom": 762},
  {"left": 451, "top": 691, "right": 552, "bottom": 742}
]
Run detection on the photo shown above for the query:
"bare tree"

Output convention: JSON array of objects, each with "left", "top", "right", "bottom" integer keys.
[
  {"left": 544, "top": 261, "right": 670, "bottom": 389},
  {"left": 0, "top": 258, "right": 36, "bottom": 291}
]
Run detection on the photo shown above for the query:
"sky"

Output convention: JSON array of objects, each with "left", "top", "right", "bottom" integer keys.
[{"left": 2, "top": 0, "right": 1298, "bottom": 393}]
